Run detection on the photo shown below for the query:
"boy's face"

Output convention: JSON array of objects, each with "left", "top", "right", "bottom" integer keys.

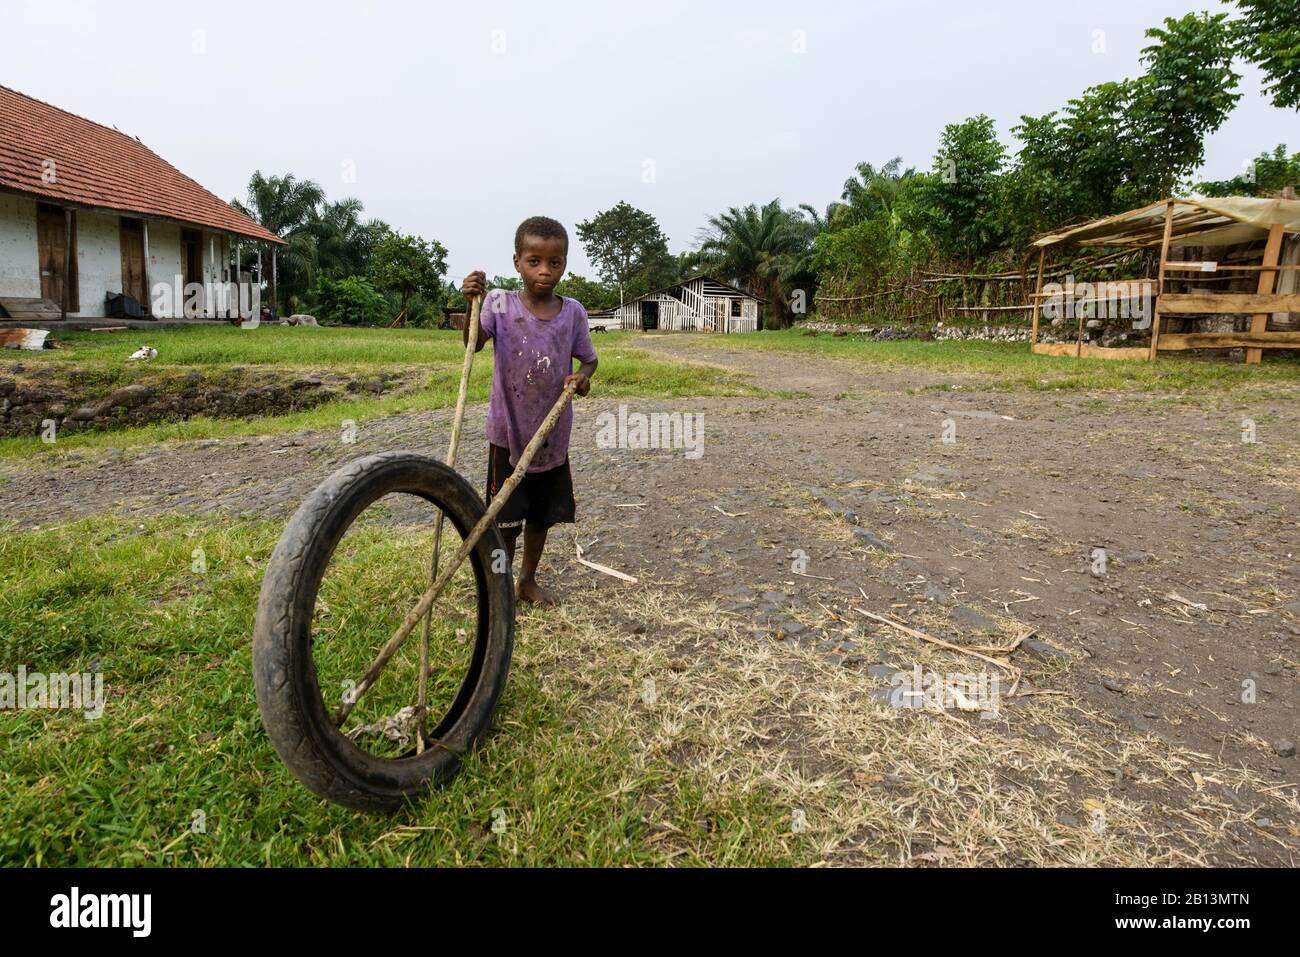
[{"left": 513, "top": 235, "right": 567, "bottom": 296}]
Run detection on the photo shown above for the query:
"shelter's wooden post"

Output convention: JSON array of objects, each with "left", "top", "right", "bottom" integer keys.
[
  {"left": 1246, "top": 224, "right": 1285, "bottom": 365},
  {"left": 271, "top": 245, "right": 278, "bottom": 317},
  {"left": 1030, "top": 248, "right": 1045, "bottom": 346},
  {"left": 1148, "top": 201, "right": 1176, "bottom": 361}
]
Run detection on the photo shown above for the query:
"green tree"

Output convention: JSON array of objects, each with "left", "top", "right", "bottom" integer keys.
[
  {"left": 232, "top": 171, "right": 326, "bottom": 312},
  {"left": 1196, "top": 143, "right": 1300, "bottom": 195},
  {"left": 1230, "top": 0, "right": 1300, "bottom": 110},
  {"left": 1005, "top": 12, "right": 1240, "bottom": 243},
  {"left": 697, "top": 200, "right": 809, "bottom": 328},
  {"left": 311, "top": 199, "right": 389, "bottom": 280},
  {"left": 1132, "top": 12, "right": 1242, "bottom": 196},
  {"left": 919, "top": 115, "right": 1008, "bottom": 261},
  {"left": 307, "top": 275, "right": 390, "bottom": 326},
  {"left": 555, "top": 273, "right": 619, "bottom": 309},
  {"left": 370, "top": 232, "right": 448, "bottom": 325},
  {"left": 576, "top": 202, "right": 670, "bottom": 305}
]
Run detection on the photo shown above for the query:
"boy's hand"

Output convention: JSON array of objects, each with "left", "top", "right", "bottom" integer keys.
[
  {"left": 462, "top": 271, "right": 487, "bottom": 300},
  {"left": 564, "top": 373, "right": 591, "bottom": 397}
]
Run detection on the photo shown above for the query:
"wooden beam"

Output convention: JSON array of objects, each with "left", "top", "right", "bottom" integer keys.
[
  {"left": 1032, "top": 342, "right": 1149, "bottom": 360},
  {"left": 1149, "top": 201, "right": 1176, "bottom": 361},
  {"left": 1165, "top": 262, "right": 1300, "bottom": 273},
  {"left": 1247, "top": 224, "right": 1285, "bottom": 364},
  {"left": 1156, "top": 331, "right": 1300, "bottom": 351},
  {"left": 1158, "top": 292, "right": 1300, "bottom": 315}
]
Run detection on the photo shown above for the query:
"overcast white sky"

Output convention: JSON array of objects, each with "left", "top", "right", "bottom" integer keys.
[{"left": 7, "top": 0, "right": 1296, "bottom": 280}]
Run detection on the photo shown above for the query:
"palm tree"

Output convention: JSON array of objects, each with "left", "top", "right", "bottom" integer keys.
[
  {"left": 233, "top": 172, "right": 326, "bottom": 312},
  {"left": 697, "top": 200, "right": 807, "bottom": 328},
  {"left": 311, "top": 199, "right": 389, "bottom": 280},
  {"left": 839, "top": 157, "right": 916, "bottom": 225}
]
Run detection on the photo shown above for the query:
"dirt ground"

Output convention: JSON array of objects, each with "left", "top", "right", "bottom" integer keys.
[{"left": 4, "top": 336, "right": 1298, "bottom": 864}]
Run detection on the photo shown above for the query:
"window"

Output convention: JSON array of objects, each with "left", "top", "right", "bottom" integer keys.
[{"left": 730, "top": 298, "right": 742, "bottom": 317}]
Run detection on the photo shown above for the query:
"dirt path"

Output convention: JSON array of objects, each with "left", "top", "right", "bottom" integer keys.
[{"left": 4, "top": 336, "right": 1298, "bottom": 863}]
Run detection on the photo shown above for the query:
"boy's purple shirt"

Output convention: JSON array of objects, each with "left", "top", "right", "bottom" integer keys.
[{"left": 479, "top": 289, "right": 597, "bottom": 473}]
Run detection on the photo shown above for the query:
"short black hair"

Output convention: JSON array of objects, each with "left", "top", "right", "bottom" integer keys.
[{"left": 514, "top": 216, "right": 569, "bottom": 254}]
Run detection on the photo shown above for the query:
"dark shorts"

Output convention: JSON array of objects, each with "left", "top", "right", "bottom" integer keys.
[{"left": 485, "top": 443, "right": 576, "bottom": 540}]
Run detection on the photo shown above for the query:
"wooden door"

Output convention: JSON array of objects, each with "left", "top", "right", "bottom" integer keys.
[
  {"left": 37, "top": 204, "right": 67, "bottom": 306},
  {"left": 180, "top": 228, "right": 202, "bottom": 316},
  {"left": 120, "top": 219, "right": 147, "bottom": 303}
]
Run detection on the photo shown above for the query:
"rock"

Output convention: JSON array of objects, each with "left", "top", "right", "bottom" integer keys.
[
  {"left": 103, "top": 384, "right": 153, "bottom": 410},
  {"left": 1101, "top": 677, "right": 1125, "bottom": 694},
  {"left": 1022, "top": 638, "right": 1070, "bottom": 660},
  {"left": 1273, "top": 740, "right": 1296, "bottom": 758},
  {"left": 952, "top": 606, "right": 998, "bottom": 632},
  {"left": 777, "top": 621, "right": 807, "bottom": 638},
  {"left": 851, "top": 527, "right": 892, "bottom": 551},
  {"left": 283, "top": 314, "right": 319, "bottom": 326}
]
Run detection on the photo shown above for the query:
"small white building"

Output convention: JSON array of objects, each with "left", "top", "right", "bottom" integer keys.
[
  {"left": 612, "top": 275, "right": 762, "bottom": 332},
  {"left": 0, "top": 84, "right": 284, "bottom": 323}
]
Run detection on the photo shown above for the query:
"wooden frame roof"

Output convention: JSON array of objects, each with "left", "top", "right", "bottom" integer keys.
[{"left": 1032, "top": 197, "right": 1300, "bottom": 250}]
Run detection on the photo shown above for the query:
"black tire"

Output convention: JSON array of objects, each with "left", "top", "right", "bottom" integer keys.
[{"left": 253, "top": 452, "right": 514, "bottom": 811}]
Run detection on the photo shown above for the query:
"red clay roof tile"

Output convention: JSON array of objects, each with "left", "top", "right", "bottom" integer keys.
[{"left": 0, "top": 85, "right": 285, "bottom": 245}]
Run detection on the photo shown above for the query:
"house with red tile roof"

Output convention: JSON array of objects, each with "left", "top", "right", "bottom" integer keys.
[{"left": 0, "top": 85, "right": 285, "bottom": 323}]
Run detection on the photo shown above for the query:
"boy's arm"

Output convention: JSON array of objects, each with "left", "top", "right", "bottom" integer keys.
[
  {"left": 565, "top": 357, "right": 597, "bottom": 396},
  {"left": 564, "top": 304, "right": 598, "bottom": 396}
]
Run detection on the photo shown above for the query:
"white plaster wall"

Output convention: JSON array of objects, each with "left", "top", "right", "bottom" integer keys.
[
  {"left": 146, "top": 221, "right": 183, "bottom": 318},
  {"left": 72, "top": 209, "right": 122, "bottom": 318},
  {"left": 0, "top": 194, "right": 41, "bottom": 300}
]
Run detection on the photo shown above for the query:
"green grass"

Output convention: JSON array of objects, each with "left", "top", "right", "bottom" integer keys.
[
  {"left": 0, "top": 326, "right": 765, "bottom": 459},
  {"left": 34, "top": 324, "right": 506, "bottom": 368},
  {"left": 696, "top": 328, "right": 1300, "bottom": 394},
  {"left": 0, "top": 514, "right": 802, "bottom": 866}
]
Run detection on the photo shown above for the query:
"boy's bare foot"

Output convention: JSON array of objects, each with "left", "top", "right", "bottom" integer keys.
[{"left": 517, "top": 578, "right": 557, "bottom": 607}]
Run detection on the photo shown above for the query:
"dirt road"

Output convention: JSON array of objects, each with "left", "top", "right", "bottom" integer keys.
[{"left": 4, "top": 336, "right": 1298, "bottom": 863}]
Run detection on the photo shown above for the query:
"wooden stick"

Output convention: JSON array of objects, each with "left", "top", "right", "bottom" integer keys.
[
  {"left": 1246, "top": 224, "right": 1285, "bottom": 365},
  {"left": 853, "top": 606, "right": 1020, "bottom": 675},
  {"left": 1030, "top": 249, "right": 1045, "bottom": 346},
  {"left": 415, "top": 294, "right": 482, "bottom": 753},
  {"left": 336, "top": 380, "right": 577, "bottom": 727},
  {"left": 1148, "top": 201, "right": 1175, "bottom": 361}
]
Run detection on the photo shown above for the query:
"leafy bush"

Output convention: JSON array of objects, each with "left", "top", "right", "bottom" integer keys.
[{"left": 307, "top": 276, "right": 392, "bottom": 326}]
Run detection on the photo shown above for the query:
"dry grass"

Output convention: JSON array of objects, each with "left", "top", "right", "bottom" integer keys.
[{"left": 525, "top": 571, "right": 1300, "bottom": 866}]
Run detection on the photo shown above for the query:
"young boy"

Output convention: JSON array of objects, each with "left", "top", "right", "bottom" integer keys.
[{"left": 461, "top": 216, "right": 598, "bottom": 606}]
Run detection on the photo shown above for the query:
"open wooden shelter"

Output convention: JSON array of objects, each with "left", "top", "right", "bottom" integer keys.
[{"left": 1028, "top": 196, "right": 1300, "bottom": 362}]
